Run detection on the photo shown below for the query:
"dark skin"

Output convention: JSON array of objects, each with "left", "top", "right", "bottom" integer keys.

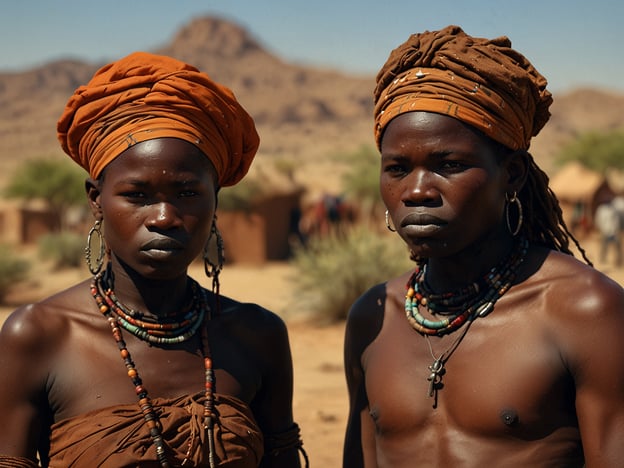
[
  {"left": 0, "top": 138, "right": 300, "bottom": 467},
  {"left": 343, "top": 112, "right": 624, "bottom": 467}
]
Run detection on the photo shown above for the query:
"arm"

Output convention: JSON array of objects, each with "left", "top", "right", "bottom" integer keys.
[
  {"left": 0, "top": 305, "right": 56, "bottom": 463},
  {"left": 248, "top": 309, "right": 303, "bottom": 468},
  {"left": 560, "top": 271, "right": 624, "bottom": 467},
  {"left": 343, "top": 284, "right": 386, "bottom": 468}
]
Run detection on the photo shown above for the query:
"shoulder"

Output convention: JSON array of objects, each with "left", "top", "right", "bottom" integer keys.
[
  {"left": 347, "top": 271, "right": 411, "bottom": 330},
  {"left": 537, "top": 249, "right": 623, "bottom": 315},
  {"left": 0, "top": 285, "right": 88, "bottom": 398},
  {"left": 213, "top": 293, "right": 291, "bottom": 363},
  {"left": 529, "top": 249, "right": 624, "bottom": 365},
  {"left": 0, "top": 281, "right": 92, "bottom": 355},
  {"left": 345, "top": 270, "right": 412, "bottom": 361},
  {"left": 218, "top": 293, "right": 287, "bottom": 335}
]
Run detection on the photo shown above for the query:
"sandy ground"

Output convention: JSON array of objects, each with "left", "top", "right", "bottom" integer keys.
[{"left": 0, "top": 233, "right": 622, "bottom": 468}]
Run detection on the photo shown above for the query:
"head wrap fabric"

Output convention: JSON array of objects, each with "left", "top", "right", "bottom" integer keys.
[
  {"left": 57, "top": 51, "right": 259, "bottom": 187},
  {"left": 373, "top": 25, "right": 552, "bottom": 151}
]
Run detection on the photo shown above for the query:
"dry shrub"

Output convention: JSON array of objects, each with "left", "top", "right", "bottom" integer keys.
[{"left": 288, "top": 225, "right": 413, "bottom": 324}]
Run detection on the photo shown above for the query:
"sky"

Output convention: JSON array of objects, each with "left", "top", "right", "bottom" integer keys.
[{"left": 1, "top": 0, "right": 623, "bottom": 94}]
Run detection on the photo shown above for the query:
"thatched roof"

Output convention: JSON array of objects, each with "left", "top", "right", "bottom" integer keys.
[{"left": 549, "top": 162, "right": 607, "bottom": 203}]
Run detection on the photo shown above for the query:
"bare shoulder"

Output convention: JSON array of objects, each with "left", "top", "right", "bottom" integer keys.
[
  {"left": 214, "top": 293, "right": 292, "bottom": 368},
  {"left": 0, "top": 281, "right": 92, "bottom": 355},
  {"left": 0, "top": 280, "right": 93, "bottom": 411},
  {"left": 527, "top": 249, "right": 624, "bottom": 367},
  {"left": 218, "top": 293, "right": 287, "bottom": 335},
  {"left": 345, "top": 270, "right": 413, "bottom": 356},
  {"left": 535, "top": 249, "right": 624, "bottom": 319}
]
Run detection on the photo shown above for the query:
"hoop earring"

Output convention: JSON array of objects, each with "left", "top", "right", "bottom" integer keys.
[
  {"left": 204, "top": 216, "right": 225, "bottom": 295},
  {"left": 505, "top": 192, "right": 523, "bottom": 237},
  {"left": 385, "top": 210, "right": 396, "bottom": 232},
  {"left": 85, "top": 220, "right": 105, "bottom": 275}
]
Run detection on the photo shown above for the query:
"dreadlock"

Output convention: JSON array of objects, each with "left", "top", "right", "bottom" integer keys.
[{"left": 518, "top": 153, "right": 592, "bottom": 266}]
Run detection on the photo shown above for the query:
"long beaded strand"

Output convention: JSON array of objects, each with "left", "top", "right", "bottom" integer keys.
[{"left": 91, "top": 271, "right": 217, "bottom": 468}]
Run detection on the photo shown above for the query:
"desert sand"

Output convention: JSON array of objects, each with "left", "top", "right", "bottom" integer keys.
[{"left": 0, "top": 234, "right": 622, "bottom": 467}]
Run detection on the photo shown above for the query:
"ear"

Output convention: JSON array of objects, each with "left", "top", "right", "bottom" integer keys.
[
  {"left": 85, "top": 178, "right": 103, "bottom": 220},
  {"left": 504, "top": 150, "right": 530, "bottom": 195}
]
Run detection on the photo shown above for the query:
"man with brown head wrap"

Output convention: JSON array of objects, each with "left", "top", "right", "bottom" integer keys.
[
  {"left": 0, "top": 52, "right": 307, "bottom": 468},
  {"left": 344, "top": 26, "right": 624, "bottom": 467}
]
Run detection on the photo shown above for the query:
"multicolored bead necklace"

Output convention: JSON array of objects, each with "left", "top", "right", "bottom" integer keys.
[
  {"left": 405, "top": 238, "right": 529, "bottom": 403},
  {"left": 91, "top": 268, "right": 217, "bottom": 468},
  {"left": 405, "top": 237, "right": 529, "bottom": 336}
]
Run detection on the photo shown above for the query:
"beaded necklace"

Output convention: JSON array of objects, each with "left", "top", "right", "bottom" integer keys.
[
  {"left": 405, "top": 237, "right": 528, "bottom": 336},
  {"left": 405, "top": 238, "right": 529, "bottom": 403},
  {"left": 91, "top": 269, "right": 217, "bottom": 468}
]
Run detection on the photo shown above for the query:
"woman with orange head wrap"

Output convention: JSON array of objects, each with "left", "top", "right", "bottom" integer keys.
[
  {"left": 344, "top": 26, "right": 624, "bottom": 467},
  {"left": 0, "top": 52, "right": 307, "bottom": 468}
]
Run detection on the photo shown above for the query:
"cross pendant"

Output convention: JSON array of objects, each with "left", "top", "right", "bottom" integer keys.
[{"left": 427, "top": 358, "right": 444, "bottom": 398}]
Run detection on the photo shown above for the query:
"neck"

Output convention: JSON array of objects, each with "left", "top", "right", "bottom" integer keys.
[
  {"left": 424, "top": 230, "right": 516, "bottom": 292},
  {"left": 103, "top": 258, "right": 193, "bottom": 319}
]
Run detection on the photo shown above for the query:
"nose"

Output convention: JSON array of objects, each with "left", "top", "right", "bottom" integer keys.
[
  {"left": 145, "top": 201, "right": 183, "bottom": 229},
  {"left": 402, "top": 169, "right": 440, "bottom": 205}
]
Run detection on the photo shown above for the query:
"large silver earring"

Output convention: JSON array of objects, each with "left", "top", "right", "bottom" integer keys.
[
  {"left": 204, "top": 216, "right": 225, "bottom": 294},
  {"left": 385, "top": 210, "right": 396, "bottom": 232},
  {"left": 85, "top": 220, "right": 105, "bottom": 275},
  {"left": 505, "top": 192, "right": 523, "bottom": 236}
]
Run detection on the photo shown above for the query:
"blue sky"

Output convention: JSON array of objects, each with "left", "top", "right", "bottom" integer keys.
[{"left": 1, "top": 0, "right": 622, "bottom": 93}]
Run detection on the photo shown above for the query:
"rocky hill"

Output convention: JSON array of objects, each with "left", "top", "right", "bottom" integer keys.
[{"left": 0, "top": 16, "right": 623, "bottom": 194}]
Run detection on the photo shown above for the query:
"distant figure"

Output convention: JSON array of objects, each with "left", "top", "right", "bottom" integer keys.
[
  {"left": 300, "top": 193, "right": 356, "bottom": 240},
  {"left": 595, "top": 200, "right": 623, "bottom": 266}
]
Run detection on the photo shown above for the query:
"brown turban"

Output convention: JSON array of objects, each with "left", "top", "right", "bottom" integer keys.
[
  {"left": 57, "top": 51, "right": 259, "bottom": 187},
  {"left": 374, "top": 25, "right": 552, "bottom": 151}
]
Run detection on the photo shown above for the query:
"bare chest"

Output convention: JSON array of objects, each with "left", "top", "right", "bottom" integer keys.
[
  {"left": 47, "top": 315, "right": 261, "bottom": 423},
  {"left": 363, "top": 311, "right": 578, "bottom": 446}
]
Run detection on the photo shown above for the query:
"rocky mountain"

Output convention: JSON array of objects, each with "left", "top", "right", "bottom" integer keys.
[{"left": 0, "top": 16, "right": 622, "bottom": 193}]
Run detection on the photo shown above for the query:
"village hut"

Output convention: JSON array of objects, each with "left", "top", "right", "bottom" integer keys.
[
  {"left": 217, "top": 165, "right": 306, "bottom": 265},
  {"left": 549, "top": 161, "right": 615, "bottom": 235}
]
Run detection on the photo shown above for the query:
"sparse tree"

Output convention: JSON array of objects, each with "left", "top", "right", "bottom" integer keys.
[
  {"left": 4, "top": 158, "right": 87, "bottom": 231},
  {"left": 555, "top": 129, "right": 624, "bottom": 173},
  {"left": 341, "top": 145, "right": 384, "bottom": 224}
]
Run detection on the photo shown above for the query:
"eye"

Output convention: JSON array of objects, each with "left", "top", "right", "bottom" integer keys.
[
  {"left": 439, "top": 159, "right": 468, "bottom": 173},
  {"left": 120, "top": 190, "right": 146, "bottom": 199},
  {"left": 179, "top": 189, "right": 199, "bottom": 198},
  {"left": 382, "top": 162, "right": 408, "bottom": 176}
]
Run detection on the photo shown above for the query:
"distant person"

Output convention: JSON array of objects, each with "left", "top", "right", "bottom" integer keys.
[
  {"left": 595, "top": 200, "right": 623, "bottom": 266},
  {"left": 0, "top": 52, "right": 306, "bottom": 467},
  {"left": 343, "top": 26, "right": 624, "bottom": 467}
]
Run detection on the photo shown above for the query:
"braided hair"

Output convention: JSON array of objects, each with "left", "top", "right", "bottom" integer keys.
[{"left": 517, "top": 152, "right": 592, "bottom": 265}]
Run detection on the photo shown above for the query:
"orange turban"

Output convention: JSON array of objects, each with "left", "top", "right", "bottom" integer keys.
[
  {"left": 57, "top": 52, "right": 259, "bottom": 187},
  {"left": 374, "top": 26, "right": 552, "bottom": 151}
]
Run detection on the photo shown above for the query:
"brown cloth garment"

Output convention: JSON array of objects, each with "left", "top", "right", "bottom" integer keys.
[
  {"left": 373, "top": 25, "right": 553, "bottom": 151},
  {"left": 57, "top": 52, "right": 259, "bottom": 187},
  {"left": 0, "top": 456, "right": 39, "bottom": 468},
  {"left": 47, "top": 393, "right": 263, "bottom": 467}
]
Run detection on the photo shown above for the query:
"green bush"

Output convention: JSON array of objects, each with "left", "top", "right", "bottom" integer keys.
[
  {"left": 38, "top": 232, "right": 85, "bottom": 269},
  {"left": 288, "top": 226, "right": 414, "bottom": 324},
  {"left": 0, "top": 245, "right": 30, "bottom": 303},
  {"left": 555, "top": 129, "right": 624, "bottom": 172}
]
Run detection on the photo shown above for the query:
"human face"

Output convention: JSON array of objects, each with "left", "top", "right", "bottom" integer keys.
[
  {"left": 380, "top": 112, "right": 510, "bottom": 260},
  {"left": 91, "top": 138, "right": 218, "bottom": 280}
]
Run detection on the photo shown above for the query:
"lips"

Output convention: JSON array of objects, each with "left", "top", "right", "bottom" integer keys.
[
  {"left": 140, "top": 237, "right": 185, "bottom": 251},
  {"left": 400, "top": 212, "right": 446, "bottom": 227},
  {"left": 399, "top": 212, "right": 446, "bottom": 236}
]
